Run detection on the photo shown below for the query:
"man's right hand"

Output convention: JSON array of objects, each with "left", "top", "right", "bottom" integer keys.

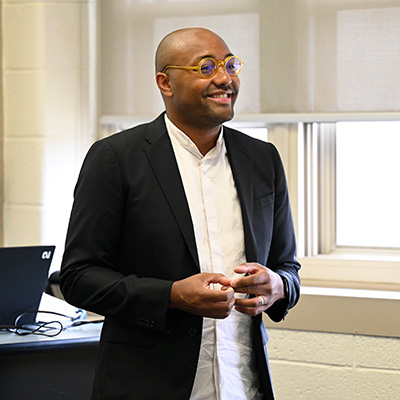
[{"left": 169, "top": 273, "right": 235, "bottom": 319}]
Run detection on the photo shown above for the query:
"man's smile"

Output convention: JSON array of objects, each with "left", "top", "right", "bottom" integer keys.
[{"left": 206, "top": 91, "right": 234, "bottom": 104}]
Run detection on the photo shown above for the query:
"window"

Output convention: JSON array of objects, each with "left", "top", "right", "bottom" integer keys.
[
  {"left": 263, "top": 116, "right": 400, "bottom": 291},
  {"left": 223, "top": 115, "right": 400, "bottom": 291},
  {"left": 336, "top": 122, "right": 400, "bottom": 249}
]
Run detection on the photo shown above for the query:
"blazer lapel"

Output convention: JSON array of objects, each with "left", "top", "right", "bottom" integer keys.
[
  {"left": 224, "top": 128, "right": 258, "bottom": 262},
  {"left": 142, "top": 115, "right": 200, "bottom": 269}
]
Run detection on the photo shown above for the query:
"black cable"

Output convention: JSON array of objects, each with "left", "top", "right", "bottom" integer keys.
[
  {"left": 0, "top": 309, "right": 102, "bottom": 337},
  {"left": 0, "top": 320, "right": 63, "bottom": 337}
]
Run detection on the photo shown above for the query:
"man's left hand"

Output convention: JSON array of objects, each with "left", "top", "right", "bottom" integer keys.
[{"left": 229, "top": 262, "right": 285, "bottom": 316}]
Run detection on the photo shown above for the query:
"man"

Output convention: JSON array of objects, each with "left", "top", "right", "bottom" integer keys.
[{"left": 60, "top": 27, "right": 300, "bottom": 400}]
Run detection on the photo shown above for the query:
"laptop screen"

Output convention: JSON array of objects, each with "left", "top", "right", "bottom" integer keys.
[{"left": 0, "top": 246, "right": 55, "bottom": 326}]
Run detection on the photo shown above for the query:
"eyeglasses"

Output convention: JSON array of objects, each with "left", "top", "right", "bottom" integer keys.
[{"left": 162, "top": 55, "right": 243, "bottom": 79}]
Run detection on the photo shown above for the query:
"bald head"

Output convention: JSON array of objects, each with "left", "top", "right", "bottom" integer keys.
[
  {"left": 155, "top": 28, "right": 229, "bottom": 73},
  {"left": 154, "top": 27, "right": 240, "bottom": 137}
]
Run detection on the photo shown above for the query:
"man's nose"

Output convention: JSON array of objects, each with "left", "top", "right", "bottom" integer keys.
[{"left": 213, "top": 64, "right": 232, "bottom": 85}]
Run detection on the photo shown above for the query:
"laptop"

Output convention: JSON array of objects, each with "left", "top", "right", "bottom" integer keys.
[{"left": 0, "top": 245, "right": 55, "bottom": 327}]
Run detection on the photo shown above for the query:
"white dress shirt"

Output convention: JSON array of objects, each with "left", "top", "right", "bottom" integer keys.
[{"left": 165, "top": 116, "right": 263, "bottom": 400}]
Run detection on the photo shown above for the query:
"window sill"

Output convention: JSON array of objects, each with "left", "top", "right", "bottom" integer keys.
[
  {"left": 265, "top": 286, "right": 400, "bottom": 338},
  {"left": 298, "top": 253, "right": 400, "bottom": 291}
]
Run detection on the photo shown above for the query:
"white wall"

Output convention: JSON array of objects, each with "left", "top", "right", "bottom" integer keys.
[{"left": 2, "top": 0, "right": 97, "bottom": 271}]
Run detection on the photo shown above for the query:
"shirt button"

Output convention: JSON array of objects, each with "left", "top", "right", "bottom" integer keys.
[{"left": 188, "top": 328, "right": 198, "bottom": 336}]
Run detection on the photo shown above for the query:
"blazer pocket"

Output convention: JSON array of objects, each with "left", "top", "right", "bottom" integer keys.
[
  {"left": 254, "top": 192, "right": 274, "bottom": 211},
  {"left": 103, "top": 318, "right": 157, "bottom": 348}
]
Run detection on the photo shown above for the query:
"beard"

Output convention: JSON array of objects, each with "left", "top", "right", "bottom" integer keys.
[{"left": 198, "top": 100, "right": 236, "bottom": 128}]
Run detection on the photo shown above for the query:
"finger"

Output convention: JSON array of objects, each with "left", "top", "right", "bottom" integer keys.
[
  {"left": 231, "top": 272, "right": 269, "bottom": 289},
  {"left": 220, "top": 287, "right": 235, "bottom": 299},
  {"left": 203, "top": 273, "right": 234, "bottom": 289},
  {"left": 234, "top": 296, "right": 268, "bottom": 316},
  {"left": 234, "top": 262, "right": 266, "bottom": 273},
  {"left": 205, "top": 286, "right": 235, "bottom": 302},
  {"left": 204, "top": 290, "right": 236, "bottom": 317},
  {"left": 233, "top": 264, "right": 261, "bottom": 275},
  {"left": 234, "top": 297, "right": 258, "bottom": 307},
  {"left": 234, "top": 305, "right": 262, "bottom": 316},
  {"left": 209, "top": 298, "right": 236, "bottom": 319},
  {"left": 232, "top": 285, "right": 260, "bottom": 295}
]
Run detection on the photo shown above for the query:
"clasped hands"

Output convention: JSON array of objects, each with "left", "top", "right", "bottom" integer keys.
[{"left": 170, "top": 263, "right": 285, "bottom": 319}]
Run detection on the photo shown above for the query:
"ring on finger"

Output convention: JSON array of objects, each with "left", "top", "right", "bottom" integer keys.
[{"left": 258, "top": 296, "right": 266, "bottom": 306}]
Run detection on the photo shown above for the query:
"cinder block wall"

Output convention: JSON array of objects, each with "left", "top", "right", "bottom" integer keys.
[
  {"left": 2, "top": 0, "right": 97, "bottom": 270},
  {"left": 268, "top": 328, "right": 400, "bottom": 400}
]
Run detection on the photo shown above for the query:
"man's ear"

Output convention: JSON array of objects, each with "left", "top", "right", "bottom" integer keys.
[{"left": 156, "top": 72, "right": 173, "bottom": 98}]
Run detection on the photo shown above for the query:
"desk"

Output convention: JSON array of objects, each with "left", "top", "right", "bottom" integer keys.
[{"left": 0, "top": 295, "right": 102, "bottom": 400}]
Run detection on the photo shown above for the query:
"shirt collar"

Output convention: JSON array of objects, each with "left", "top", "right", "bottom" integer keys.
[{"left": 164, "top": 114, "right": 224, "bottom": 160}]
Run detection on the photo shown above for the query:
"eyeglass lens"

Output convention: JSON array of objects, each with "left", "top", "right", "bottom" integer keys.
[{"left": 199, "top": 57, "right": 241, "bottom": 78}]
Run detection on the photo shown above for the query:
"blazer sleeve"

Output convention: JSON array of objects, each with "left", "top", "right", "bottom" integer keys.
[
  {"left": 59, "top": 139, "right": 174, "bottom": 333},
  {"left": 264, "top": 144, "right": 301, "bottom": 322},
  {"left": 225, "top": 130, "right": 301, "bottom": 323}
]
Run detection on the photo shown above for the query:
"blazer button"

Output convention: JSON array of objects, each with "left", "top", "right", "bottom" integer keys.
[{"left": 188, "top": 328, "right": 198, "bottom": 337}]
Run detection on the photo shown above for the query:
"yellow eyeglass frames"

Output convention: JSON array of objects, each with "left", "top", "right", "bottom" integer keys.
[{"left": 162, "top": 55, "right": 243, "bottom": 79}]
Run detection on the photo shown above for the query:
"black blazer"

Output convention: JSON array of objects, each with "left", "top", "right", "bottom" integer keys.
[{"left": 60, "top": 113, "right": 300, "bottom": 400}]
